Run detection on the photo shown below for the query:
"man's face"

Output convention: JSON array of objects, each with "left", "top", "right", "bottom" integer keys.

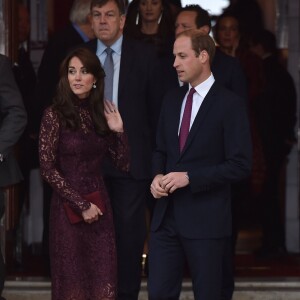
[
  {"left": 175, "top": 11, "right": 197, "bottom": 36},
  {"left": 173, "top": 35, "right": 203, "bottom": 87},
  {"left": 91, "top": 0, "right": 126, "bottom": 46}
]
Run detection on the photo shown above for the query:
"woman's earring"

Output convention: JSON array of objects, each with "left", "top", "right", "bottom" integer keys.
[
  {"left": 93, "top": 82, "right": 96, "bottom": 89},
  {"left": 158, "top": 11, "right": 162, "bottom": 24},
  {"left": 136, "top": 12, "right": 139, "bottom": 25}
]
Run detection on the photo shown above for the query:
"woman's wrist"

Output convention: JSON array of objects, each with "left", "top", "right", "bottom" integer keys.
[{"left": 113, "top": 129, "right": 124, "bottom": 133}]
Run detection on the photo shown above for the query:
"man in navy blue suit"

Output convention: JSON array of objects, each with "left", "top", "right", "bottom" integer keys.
[
  {"left": 175, "top": 5, "right": 248, "bottom": 300},
  {"left": 148, "top": 30, "right": 252, "bottom": 300}
]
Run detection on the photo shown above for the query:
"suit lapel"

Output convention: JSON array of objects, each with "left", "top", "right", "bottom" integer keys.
[
  {"left": 179, "top": 82, "right": 218, "bottom": 157},
  {"left": 168, "top": 87, "right": 188, "bottom": 157}
]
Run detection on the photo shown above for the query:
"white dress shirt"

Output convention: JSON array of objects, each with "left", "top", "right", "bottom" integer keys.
[
  {"left": 96, "top": 36, "right": 123, "bottom": 106},
  {"left": 178, "top": 73, "right": 215, "bottom": 134}
]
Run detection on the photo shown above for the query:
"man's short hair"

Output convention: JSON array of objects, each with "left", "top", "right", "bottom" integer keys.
[
  {"left": 69, "top": 0, "right": 92, "bottom": 25},
  {"left": 91, "top": 0, "right": 126, "bottom": 15},
  {"left": 178, "top": 29, "right": 215, "bottom": 65},
  {"left": 180, "top": 5, "right": 211, "bottom": 31}
]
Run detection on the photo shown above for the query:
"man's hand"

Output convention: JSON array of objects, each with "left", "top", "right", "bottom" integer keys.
[
  {"left": 150, "top": 174, "right": 169, "bottom": 199},
  {"left": 161, "top": 172, "right": 189, "bottom": 193}
]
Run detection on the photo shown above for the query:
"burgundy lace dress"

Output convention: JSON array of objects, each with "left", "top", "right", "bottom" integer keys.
[{"left": 39, "top": 101, "right": 129, "bottom": 300}]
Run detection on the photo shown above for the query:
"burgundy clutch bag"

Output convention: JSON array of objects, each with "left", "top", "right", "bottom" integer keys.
[{"left": 63, "top": 191, "right": 106, "bottom": 224}]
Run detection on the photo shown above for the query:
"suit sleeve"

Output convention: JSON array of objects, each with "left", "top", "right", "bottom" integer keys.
[
  {"left": 0, "top": 55, "right": 27, "bottom": 156},
  {"left": 39, "top": 107, "right": 90, "bottom": 214},
  {"left": 152, "top": 97, "right": 168, "bottom": 176}
]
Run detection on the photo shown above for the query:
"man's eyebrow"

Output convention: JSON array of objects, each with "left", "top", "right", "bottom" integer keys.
[{"left": 92, "top": 9, "right": 115, "bottom": 13}]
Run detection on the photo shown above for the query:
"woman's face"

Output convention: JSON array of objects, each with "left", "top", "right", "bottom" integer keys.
[
  {"left": 139, "top": 0, "right": 163, "bottom": 23},
  {"left": 216, "top": 16, "right": 240, "bottom": 50},
  {"left": 68, "top": 56, "right": 96, "bottom": 99}
]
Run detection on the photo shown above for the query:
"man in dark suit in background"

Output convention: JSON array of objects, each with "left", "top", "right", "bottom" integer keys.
[
  {"left": 14, "top": 2, "right": 37, "bottom": 163},
  {"left": 13, "top": 3, "right": 38, "bottom": 267},
  {"left": 148, "top": 30, "right": 252, "bottom": 300},
  {"left": 0, "top": 54, "right": 27, "bottom": 300},
  {"left": 175, "top": 5, "right": 248, "bottom": 300},
  {"left": 86, "top": 0, "right": 160, "bottom": 299},
  {"left": 250, "top": 29, "right": 297, "bottom": 257}
]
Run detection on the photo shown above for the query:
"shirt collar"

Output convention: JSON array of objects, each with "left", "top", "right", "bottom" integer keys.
[
  {"left": 189, "top": 73, "right": 215, "bottom": 99},
  {"left": 97, "top": 35, "right": 123, "bottom": 56}
]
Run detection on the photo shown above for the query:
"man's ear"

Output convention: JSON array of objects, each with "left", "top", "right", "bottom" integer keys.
[
  {"left": 120, "top": 14, "right": 126, "bottom": 30},
  {"left": 199, "top": 50, "right": 209, "bottom": 63}
]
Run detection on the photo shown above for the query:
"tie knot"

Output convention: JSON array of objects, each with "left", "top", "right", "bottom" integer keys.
[
  {"left": 188, "top": 88, "right": 196, "bottom": 98},
  {"left": 105, "top": 47, "right": 113, "bottom": 55}
]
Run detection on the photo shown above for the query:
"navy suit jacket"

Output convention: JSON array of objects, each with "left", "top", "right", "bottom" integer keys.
[
  {"left": 151, "top": 82, "right": 252, "bottom": 239},
  {"left": 85, "top": 36, "right": 159, "bottom": 179},
  {"left": 0, "top": 55, "right": 27, "bottom": 187}
]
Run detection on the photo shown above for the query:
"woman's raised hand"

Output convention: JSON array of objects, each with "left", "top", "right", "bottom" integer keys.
[{"left": 104, "top": 100, "right": 124, "bottom": 133}]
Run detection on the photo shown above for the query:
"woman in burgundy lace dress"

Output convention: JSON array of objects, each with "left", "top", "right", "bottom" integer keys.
[{"left": 39, "top": 47, "right": 129, "bottom": 300}]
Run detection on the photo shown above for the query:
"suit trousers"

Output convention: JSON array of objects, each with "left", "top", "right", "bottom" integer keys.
[
  {"left": 221, "top": 237, "right": 235, "bottom": 300},
  {"left": 104, "top": 176, "right": 148, "bottom": 300},
  {"left": 148, "top": 201, "right": 225, "bottom": 300}
]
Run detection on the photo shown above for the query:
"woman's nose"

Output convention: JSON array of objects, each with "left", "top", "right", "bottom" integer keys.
[{"left": 75, "top": 73, "right": 82, "bottom": 80}]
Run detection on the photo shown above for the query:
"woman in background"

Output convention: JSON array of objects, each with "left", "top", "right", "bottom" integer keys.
[{"left": 124, "top": 0, "right": 175, "bottom": 56}]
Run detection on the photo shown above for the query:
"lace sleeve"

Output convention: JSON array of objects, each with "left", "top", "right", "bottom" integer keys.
[
  {"left": 39, "top": 107, "right": 90, "bottom": 213},
  {"left": 107, "top": 132, "right": 130, "bottom": 172}
]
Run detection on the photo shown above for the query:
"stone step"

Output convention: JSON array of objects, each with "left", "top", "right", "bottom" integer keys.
[
  {"left": 2, "top": 278, "right": 300, "bottom": 300},
  {"left": 3, "top": 277, "right": 300, "bottom": 300}
]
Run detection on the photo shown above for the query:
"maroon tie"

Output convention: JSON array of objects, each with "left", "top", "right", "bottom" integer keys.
[{"left": 179, "top": 88, "right": 196, "bottom": 152}]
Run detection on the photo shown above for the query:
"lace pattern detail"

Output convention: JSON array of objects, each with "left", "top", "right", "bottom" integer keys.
[
  {"left": 39, "top": 103, "right": 129, "bottom": 299},
  {"left": 39, "top": 106, "right": 129, "bottom": 212}
]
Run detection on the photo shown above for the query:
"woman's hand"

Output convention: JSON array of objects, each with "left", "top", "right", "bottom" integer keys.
[
  {"left": 82, "top": 203, "right": 102, "bottom": 224},
  {"left": 104, "top": 100, "right": 124, "bottom": 132}
]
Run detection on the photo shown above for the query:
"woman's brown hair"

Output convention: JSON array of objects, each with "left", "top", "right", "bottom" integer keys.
[{"left": 53, "top": 47, "right": 110, "bottom": 135}]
